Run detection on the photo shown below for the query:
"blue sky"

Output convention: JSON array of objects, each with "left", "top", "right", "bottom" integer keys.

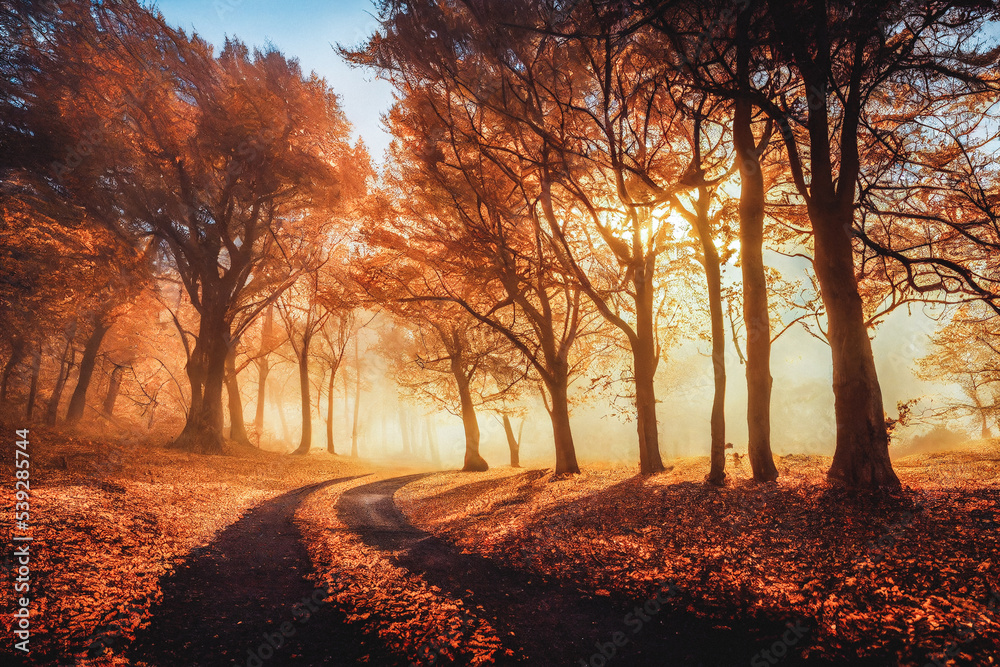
[{"left": 153, "top": 0, "right": 395, "bottom": 159}]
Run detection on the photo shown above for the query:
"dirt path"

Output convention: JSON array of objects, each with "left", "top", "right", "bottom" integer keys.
[
  {"left": 128, "top": 476, "right": 390, "bottom": 667},
  {"left": 336, "top": 473, "right": 789, "bottom": 667},
  {"left": 125, "top": 471, "right": 843, "bottom": 666}
]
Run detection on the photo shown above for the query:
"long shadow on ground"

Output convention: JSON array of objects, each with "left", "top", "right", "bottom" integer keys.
[
  {"left": 338, "top": 473, "right": 849, "bottom": 667},
  {"left": 129, "top": 476, "right": 391, "bottom": 667}
]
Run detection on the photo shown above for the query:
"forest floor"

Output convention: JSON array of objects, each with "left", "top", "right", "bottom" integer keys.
[{"left": 1, "top": 427, "right": 998, "bottom": 666}]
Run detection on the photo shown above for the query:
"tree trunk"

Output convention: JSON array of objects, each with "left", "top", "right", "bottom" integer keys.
[
  {"left": 253, "top": 356, "right": 269, "bottom": 446},
  {"left": 0, "top": 337, "right": 26, "bottom": 405},
  {"left": 734, "top": 14, "right": 779, "bottom": 483},
  {"left": 633, "top": 265, "right": 666, "bottom": 474},
  {"left": 812, "top": 206, "right": 899, "bottom": 487},
  {"left": 351, "top": 337, "right": 361, "bottom": 457},
  {"left": 540, "top": 174, "right": 661, "bottom": 475},
  {"left": 253, "top": 306, "right": 274, "bottom": 446},
  {"left": 102, "top": 364, "right": 124, "bottom": 417},
  {"left": 225, "top": 347, "right": 251, "bottom": 445},
  {"left": 454, "top": 360, "right": 488, "bottom": 472},
  {"left": 66, "top": 321, "right": 110, "bottom": 422},
  {"left": 172, "top": 306, "right": 228, "bottom": 455},
  {"left": 293, "top": 334, "right": 313, "bottom": 455},
  {"left": 25, "top": 344, "right": 41, "bottom": 420},
  {"left": 326, "top": 361, "right": 338, "bottom": 454},
  {"left": 502, "top": 414, "right": 521, "bottom": 467},
  {"left": 545, "top": 369, "right": 580, "bottom": 475},
  {"left": 46, "top": 330, "right": 76, "bottom": 425},
  {"left": 691, "top": 191, "right": 727, "bottom": 486},
  {"left": 790, "top": 43, "right": 899, "bottom": 488}
]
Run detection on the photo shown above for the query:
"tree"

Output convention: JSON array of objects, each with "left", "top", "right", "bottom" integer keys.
[
  {"left": 316, "top": 307, "right": 361, "bottom": 455},
  {"left": 223, "top": 344, "right": 252, "bottom": 446},
  {"left": 376, "top": 304, "right": 523, "bottom": 471},
  {"left": 918, "top": 306, "right": 1000, "bottom": 439},
  {"left": 33, "top": 3, "right": 367, "bottom": 452},
  {"left": 365, "top": 88, "right": 609, "bottom": 475},
  {"left": 649, "top": 0, "right": 783, "bottom": 482},
  {"left": 501, "top": 413, "right": 524, "bottom": 468},
  {"left": 0, "top": 185, "right": 148, "bottom": 423},
  {"left": 351, "top": 0, "right": 702, "bottom": 474},
  {"left": 278, "top": 255, "right": 362, "bottom": 456},
  {"left": 758, "top": 0, "right": 1000, "bottom": 486},
  {"left": 252, "top": 305, "right": 280, "bottom": 444},
  {"left": 278, "top": 270, "right": 328, "bottom": 455},
  {"left": 666, "top": 103, "right": 738, "bottom": 485}
]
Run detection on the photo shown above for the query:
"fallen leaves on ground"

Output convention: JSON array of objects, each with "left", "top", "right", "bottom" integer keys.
[
  {"left": 295, "top": 481, "right": 508, "bottom": 666},
  {"left": 0, "top": 425, "right": 374, "bottom": 666},
  {"left": 395, "top": 445, "right": 1000, "bottom": 666}
]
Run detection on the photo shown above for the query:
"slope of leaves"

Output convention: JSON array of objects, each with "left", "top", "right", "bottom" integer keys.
[{"left": 396, "top": 446, "right": 1000, "bottom": 666}]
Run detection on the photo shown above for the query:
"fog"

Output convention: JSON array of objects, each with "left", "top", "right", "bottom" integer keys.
[{"left": 242, "top": 302, "right": 966, "bottom": 471}]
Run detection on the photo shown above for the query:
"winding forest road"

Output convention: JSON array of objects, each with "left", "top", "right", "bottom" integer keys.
[
  {"left": 126, "top": 472, "right": 806, "bottom": 666},
  {"left": 127, "top": 476, "right": 390, "bottom": 667},
  {"left": 336, "top": 473, "right": 771, "bottom": 667}
]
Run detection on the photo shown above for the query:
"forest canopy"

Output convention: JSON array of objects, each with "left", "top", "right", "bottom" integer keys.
[{"left": 1, "top": 0, "right": 999, "bottom": 489}]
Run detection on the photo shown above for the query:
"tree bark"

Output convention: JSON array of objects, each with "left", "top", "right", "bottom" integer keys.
[
  {"left": 172, "top": 306, "right": 228, "bottom": 455},
  {"left": 46, "top": 329, "right": 76, "bottom": 426},
  {"left": 351, "top": 337, "right": 361, "bottom": 457},
  {"left": 102, "top": 364, "right": 124, "bottom": 417},
  {"left": 772, "top": 10, "right": 900, "bottom": 488},
  {"left": 812, "top": 206, "right": 899, "bottom": 487},
  {"left": 326, "top": 361, "right": 338, "bottom": 454},
  {"left": 25, "top": 344, "right": 41, "bottom": 420},
  {"left": 545, "top": 369, "right": 579, "bottom": 475},
  {"left": 539, "top": 177, "right": 660, "bottom": 474},
  {"left": 692, "top": 191, "right": 727, "bottom": 486},
  {"left": 734, "top": 9, "right": 779, "bottom": 483},
  {"left": 66, "top": 321, "right": 111, "bottom": 422},
  {"left": 0, "top": 337, "right": 26, "bottom": 405},
  {"left": 293, "top": 334, "right": 313, "bottom": 455},
  {"left": 225, "top": 347, "right": 251, "bottom": 445},
  {"left": 633, "top": 262, "right": 666, "bottom": 474},
  {"left": 502, "top": 414, "right": 520, "bottom": 467},
  {"left": 453, "top": 358, "right": 488, "bottom": 472}
]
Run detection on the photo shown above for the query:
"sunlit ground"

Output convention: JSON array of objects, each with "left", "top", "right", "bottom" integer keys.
[{"left": 2, "top": 428, "right": 996, "bottom": 666}]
